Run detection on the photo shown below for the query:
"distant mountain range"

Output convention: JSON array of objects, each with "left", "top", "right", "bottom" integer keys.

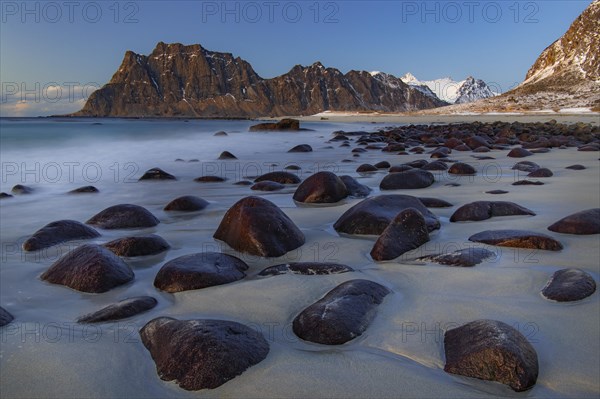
[
  {"left": 398, "top": 73, "right": 498, "bottom": 104},
  {"left": 74, "top": 43, "right": 446, "bottom": 118}
]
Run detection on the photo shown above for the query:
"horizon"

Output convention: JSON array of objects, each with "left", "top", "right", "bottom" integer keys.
[{"left": 0, "top": 0, "right": 593, "bottom": 117}]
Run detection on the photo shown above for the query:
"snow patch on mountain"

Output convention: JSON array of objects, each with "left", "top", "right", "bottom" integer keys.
[{"left": 400, "top": 73, "right": 498, "bottom": 103}]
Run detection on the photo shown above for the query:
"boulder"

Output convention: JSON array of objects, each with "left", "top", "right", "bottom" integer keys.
[
  {"left": 139, "top": 167, "right": 176, "bottom": 181},
  {"left": 23, "top": 220, "right": 100, "bottom": 251},
  {"left": 356, "top": 164, "right": 378, "bottom": 173},
  {"left": 417, "top": 197, "right": 453, "bottom": 208},
  {"left": 468, "top": 230, "right": 563, "bottom": 251},
  {"left": 334, "top": 195, "right": 440, "bottom": 235},
  {"left": 370, "top": 208, "right": 430, "bottom": 261},
  {"left": 40, "top": 244, "right": 134, "bottom": 293},
  {"left": 87, "top": 204, "right": 159, "bottom": 229},
  {"left": 140, "top": 318, "right": 269, "bottom": 390},
  {"left": 164, "top": 196, "right": 209, "bottom": 212},
  {"left": 541, "top": 268, "right": 596, "bottom": 302},
  {"left": 11, "top": 184, "right": 33, "bottom": 194},
  {"left": 379, "top": 169, "right": 435, "bottom": 190},
  {"left": 103, "top": 235, "right": 170, "bottom": 257},
  {"left": 68, "top": 186, "right": 99, "bottom": 194},
  {"left": 293, "top": 172, "right": 348, "bottom": 203},
  {"left": 218, "top": 151, "right": 237, "bottom": 160},
  {"left": 448, "top": 163, "right": 477, "bottom": 175},
  {"left": 339, "top": 176, "right": 371, "bottom": 198},
  {"left": 450, "top": 201, "right": 535, "bottom": 222},
  {"left": 527, "top": 168, "right": 553, "bottom": 178},
  {"left": 78, "top": 296, "right": 157, "bottom": 323},
  {"left": 213, "top": 196, "right": 305, "bottom": 257},
  {"left": 254, "top": 171, "right": 301, "bottom": 184},
  {"left": 418, "top": 247, "right": 496, "bottom": 267},
  {"left": 251, "top": 181, "right": 285, "bottom": 191},
  {"left": 444, "top": 319, "right": 538, "bottom": 392},
  {"left": 507, "top": 148, "right": 533, "bottom": 158},
  {"left": 0, "top": 307, "right": 14, "bottom": 327},
  {"left": 249, "top": 118, "right": 301, "bottom": 131},
  {"left": 288, "top": 144, "right": 313, "bottom": 153},
  {"left": 154, "top": 252, "right": 247, "bottom": 293},
  {"left": 292, "top": 279, "right": 390, "bottom": 345},
  {"left": 547, "top": 208, "right": 600, "bottom": 235}
]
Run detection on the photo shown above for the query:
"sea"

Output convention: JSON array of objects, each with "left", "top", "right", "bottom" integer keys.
[{"left": 0, "top": 118, "right": 598, "bottom": 398}]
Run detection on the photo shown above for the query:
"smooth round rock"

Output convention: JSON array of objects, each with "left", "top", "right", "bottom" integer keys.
[
  {"left": 68, "top": 186, "right": 99, "bottom": 194},
  {"left": 251, "top": 181, "right": 285, "bottom": 191},
  {"left": 468, "top": 230, "right": 563, "bottom": 251},
  {"left": 527, "top": 168, "right": 553, "bottom": 178},
  {"left": 380, "top": 169, "right": 435, "bottom": 190},
  {"left": 87, "top": 204, "right": 159, "bottom": 229},
  {"left": 507, "top": 148, "right": 533, "bottom": 158},
  {"left": 78, "top": 296, "right": 157, "bottom": 323},
  {"left": 213, "top": 196, "right": 305, "bottom": 257},
  {"left": 541, "top": 268, "right": 596, "bottom": 302},
  {"left": 154, "top": 252, "right": 247, "bottom": 293},
  {"left": 486, "top": 190, "right": 509, "bottom": 194},
  {"left": 374, "top": 161, "right": 391, "bottom": 169},
  {"left": 288, "top": 144, "right": 313, "bottom": 153},
  {"left": 218, "top": 151, "right": 237, "bottom": 160},
  {"left": 339, "top": 175, "right": 371, "bottom": 198},
  {"left": 370, "top": 208, "right": 430, "bottom": 261},
  {"left": 139, "top": 167, "right": 176, "bottom": 181},
  {"left": 565, "top": 164, "right": 586, "bottom": 170},
  {"left": 417, "top": 197, "right": 453, "bottom": 208},
  {"left": 512, "top": 161, "right": 540, "bottom": 172},
  {"left": 547, "top": 208, "right": 600, "bottom": 235},
  {"left": 194, "top": 176, "right": 227, "bottom": 183},
  {"left": 23, "top": 220, "right": 100, "bottom": 251},
  {"left": 356, "top": 164, "right": 378, "bottom": 173},
  {"left": 259, "top": 262, "right": 353, "bottom": 276},
  {"left": 418, "top": 247, "right": 496, "bottom": 267},
  {"left": 254, "top": 171, "right": 301, "bottom": 184},
  {"left": 104, "top": 235, "right": 170, "bottom": 257},
  {"left": 40, "top": 244, "right": 134, "bottom": 293},
  {"left": 11, "top": 185, "right": 33, "bottom": 194},
  {"left": 450, "top": 201, "right": 535, "bottom": 222},
  {"left": 513, "top": 180, "right": 544, "bottom": 186},
  {"left": 334, "top": 195, "right": 440, "bottom": 235},
  {"left": 0, "top": 192, "right": 13, "bottom": 199},
  {"left": 448, "top": 163, "right": 476, "bottom": 175},
  {"left": 444, "top": 319, "right": 538, "bottom": 392},
  {"left": 292, "top": 279, "right": 390, "bottom": 345},
  {"left": 164, "top": 196, "right": 209, "bottom": 212},
  {"left": 140, "top": 318, "right": 269, "bottom": 390},
  {"left": 293, "top": 171, "right": 348, "bottom": 204}
]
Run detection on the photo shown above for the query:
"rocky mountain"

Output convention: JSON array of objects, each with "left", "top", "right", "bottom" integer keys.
[
  {"left": 75, "top": 42, "right": 446, "bottom": 118},
  {"left": 422, "top": 0, "right": 600, "bottom": 113},
  {"left": 400, "top": 73, "right": 497, "bottom": 103}
]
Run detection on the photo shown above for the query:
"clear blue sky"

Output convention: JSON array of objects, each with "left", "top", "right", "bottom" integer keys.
[{"left": 0, "top": 0, "right": 593, "bottom": 116}]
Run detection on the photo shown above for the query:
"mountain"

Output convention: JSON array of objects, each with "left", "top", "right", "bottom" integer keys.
[
  {"left": 75, "top": 42, "right": 446, "bottom": 118},
  {"left": 400, "top": 73, "right": 498, "bottom": 103},
  {"left": 420, "top": 0, "right": 600, "bottom": 113}
]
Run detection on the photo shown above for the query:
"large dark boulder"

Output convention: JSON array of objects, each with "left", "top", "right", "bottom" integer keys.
[
  {"left": 68, "top": 186, "right": 99, "bottom": 194},
  {"left": 259, "top": 262, "right": 353, "bottom": 276},
  {"left": 370, "top": 208, "right": 430, "bottom": 261},
  {"left": 218, "top": 151, "right": 237, "bottom": 160},
  {"left": 541, "top": 269, "right": 596, "bottom": 302},
  {"left": 450, "top": 201, "right": 535, "bottom": 222},
  {"left": 78, "top": 296, "right": 157, "bottom": 323},
  {"left": 507, "top": 148, "right": 533, "bottom": 158},
  {"left": 139, "top": 167, "right": 176, "bottom": 181},
  {"left": 87, "top": 204, "right": 159, "bottom": 229},
  {"left": 333, "top": 195, "right": 440, "bottom": 235},
  {"left": 547, "top": 209, "right": 600, "bottom": 235},
  {"left": 444, "top": 319, "right": 538, "bottom": 392},
  {"left": 164, "top": 196, "right": 209, "bottom": 212},
  {"left": 0, "top": 307, "right": 14, "bottom": 327},
  {"left": 527, "top": 168, "right": 553, "bottom": 178},
  {"left": 22, "top": 220, "right": 100, "bottom": 251},
  {"left": 254, "top": 171, "right": 301, "bottom": 184},
  {"left": 154, "top": 252, "right": 247, "bottom": 293},
  {"left": 288, "top": 144, "right": 313, "bottom": 153},
  {"left": 292, "top": 279, "right": 390, "bottom": 345},
  {"left": 140, "top": 318, "right": 269, "bottom": 390},
  {"left": 103, "top": 235, "right": 170, "bottom": 257},
  {"left": 379, "top": 169, "right": 435, "bottom": 190},
  {"left": 293, "top": 172, "right": 348, "bottom": 204},
  {"left": 448, "top": 163, "right": 477, "bottom": 175},
  {"left": 40, "top": 244, "right": 134, "bottom": 293},
  {"left": 11, "top": 184, "right": 33, "bottom": 194},
  {"left": 339, "top": 175, "right": 371, "bottom": 198},
  {"left": 214, "top": 196, "right": 305, "bottom": 257},
  {"left": 468, "top": 230, "right": 563, "bottom": 251}
]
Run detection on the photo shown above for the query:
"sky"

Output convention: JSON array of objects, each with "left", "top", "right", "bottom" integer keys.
[{"left": 0, "top": 0, "right": 593, "bottom": 116}]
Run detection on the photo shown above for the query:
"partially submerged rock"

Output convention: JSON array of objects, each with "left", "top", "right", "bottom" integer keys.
[
  {"left": 40, "top": 244, "right": 134, "bottom": 293},
  {"left": 339, "top": 175, "right": 371, "bottom": 198},
  {"left": 444, "top": 319, "right": 538, "bottom": 392},
  {"left": 0, "top": 307, "right": 14, "bottom": 327},
  {"left": 293, "top": 171, "right": 348, "bottom": 203},
  {"left": 541, "top": 268, "right": 596, "bottom": 302},
  {"left": 547, "top": 208, "right": 600, "bottom": 235},
  {"left": 468, "top": 230, "right": 563, "bottom": 251},
  {"left": 370, "top": 208, "right": 430, "bottom": 261},
  {"left": 259, "top": 262, "right": 353, "bottom": 276},
  {"left": 78, "top": 296, "right": 157, "bottom": 323},
  {"left": 154, "top": 252, "right": 248, "bottom": 293},
  {"left": 379, "top": 169, "right": 435, "bottom": 190},
  {"left": 418, "top": 247, "right": 496, "bottom": 267},
  {"left": 139, "top": 167, "right": 176, "bottom": 181},
  {"left": 87, "top": 204, "right": 159, "bottom": 229},
  {"left": 450, "top": 201, "right": 535, "bottom": 222},
  {"left": 140, "top": 318, "right": 269, "bottom": 390},
  {"left": 254, "top": 171, "right": 301, "bottom": 184},
  {"left": 23, "top": 220, "right": 100, "bottom": 251},
  {"left": 103, "top": 235, "right": 170, "bottom": 257},
  {"left": 164, "top": 196, "right": 209, "bottom": 212},
  {"left": 293, "top": 279, "right": 390, "bottom": 345}
]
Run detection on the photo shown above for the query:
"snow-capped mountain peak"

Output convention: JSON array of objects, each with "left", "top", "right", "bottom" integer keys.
[{"left": 400, "top": 73, "right": 497, "bottom": 103}]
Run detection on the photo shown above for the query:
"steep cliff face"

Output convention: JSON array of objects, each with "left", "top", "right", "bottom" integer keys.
[{"left": 76, "top": 42, "right": 446, "bottom": 117}]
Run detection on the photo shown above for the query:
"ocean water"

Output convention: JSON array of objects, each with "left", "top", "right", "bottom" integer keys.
[{"left": 0, "top": 118, "right": 599, "bottom": 398}]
